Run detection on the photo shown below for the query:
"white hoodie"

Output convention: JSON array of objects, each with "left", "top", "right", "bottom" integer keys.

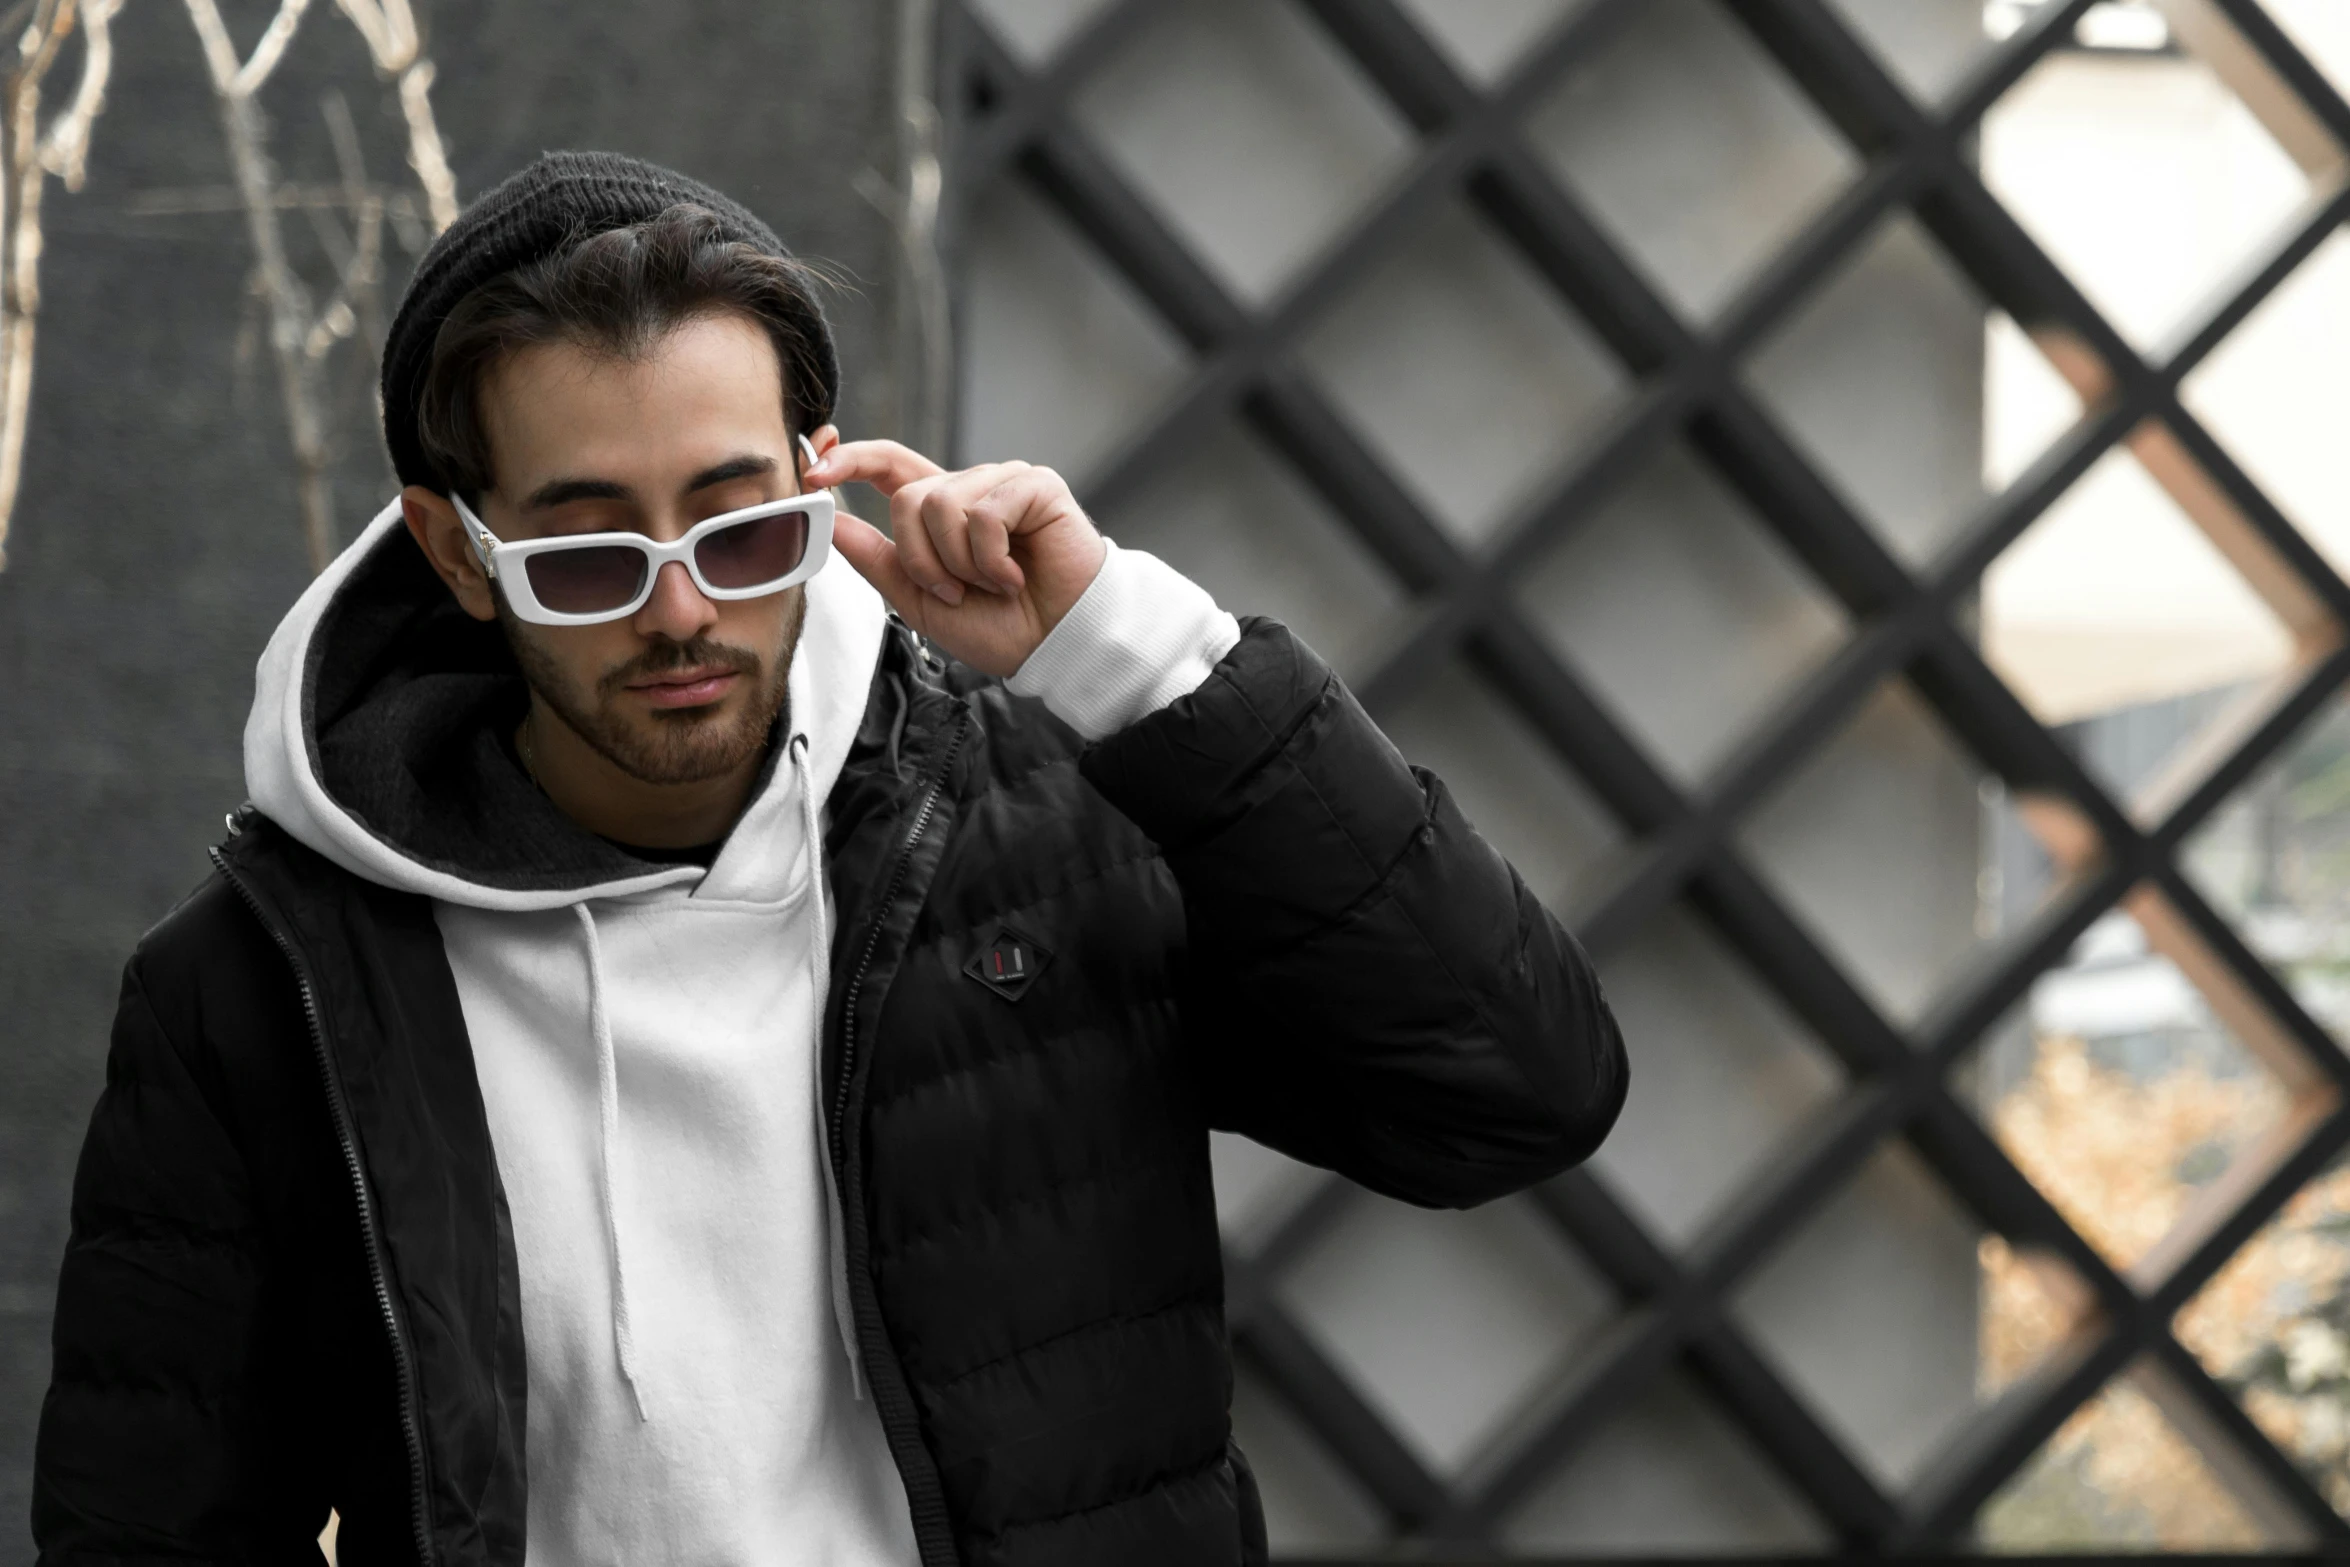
[{"left": 244, "top": 500, "right": 1238, "bottom": 1566}]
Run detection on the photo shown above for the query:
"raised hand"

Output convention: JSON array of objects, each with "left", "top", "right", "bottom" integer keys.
[{"left": 804, "top": 440, "right": 1108, "bottom": 678}]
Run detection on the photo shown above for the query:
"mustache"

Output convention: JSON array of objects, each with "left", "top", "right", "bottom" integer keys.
[{"left": 598, "top": 636, "right": 761, "bottom": 696}]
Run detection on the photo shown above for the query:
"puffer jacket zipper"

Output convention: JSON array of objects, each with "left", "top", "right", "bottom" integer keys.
[
  {"left": 211, "top": 843, "right": 435, "bottom": 1567},
  {"left": 830, "top": 698, "right": 971, "bottom": 1567}
]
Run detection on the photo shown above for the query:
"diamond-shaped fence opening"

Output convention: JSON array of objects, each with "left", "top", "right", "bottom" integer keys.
[
  {"left": 1731, "top": 1138, "right": 2088, "bottom": 1490},
  {"left": 1985, "top": 447, "right": 2295, "bottom": 730},
  {"left": 1982, "top": 433, "right": 2333, "bottom": 818},
  {"left": 1296, "top": 194, "right": 1627, "bottom": 551},
  {"left": 1744, "top": 214, "right": 2009, "bottom": 569},
  {"left": 941, "top": 0, "right": 2350, "bottom": 1552},
  {"left": 1585, "top": 902, "right": 1845, "bottom": 1248},
  {"left": 1735, "top": 677, "right": 1998, "bottom": 1027},
  {"left": 1069, "top": 0, "right": 1413, "bottom": 305},
  {"left": 1983, "top": 2, "right": 2332, "bottom": 354},
  {"left": 1498, "top": 1364, "right": 1834, "bottom": 1552},
  {"left": 1091, "top": 416, "right": 1408, "bottom": 682},
  {"left": 1962, "top": 883, "right": 2334, "bottom": 1282},
  {"left": 1523, "top": 0, "right": 1859, "bottom": 323},
  {"left": 1515, "top": 440, "right": 1850, "bottom": 789},
  {"left": 1276, "top": 1189, "right": 1618, "bottom": 1477},
  {"left": 957, "top": 175, "right": 1191, "bottom": 481},
  {"left": 1977, "top": 1354, "right": 2316, "bottom": 1551}
]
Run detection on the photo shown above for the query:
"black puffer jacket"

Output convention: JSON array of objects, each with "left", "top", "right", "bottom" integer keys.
[{"left": 35, "top": 597, "right": 1626, "bottom": 1565}]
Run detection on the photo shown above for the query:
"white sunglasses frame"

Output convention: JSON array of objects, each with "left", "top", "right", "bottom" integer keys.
[{"left": 451, "top": 441, "right": 836, "bottom": 627}]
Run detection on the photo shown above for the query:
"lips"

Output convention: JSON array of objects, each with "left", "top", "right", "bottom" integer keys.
[{"left": 626, "top": 667, "right": 742, "bottom": 709}]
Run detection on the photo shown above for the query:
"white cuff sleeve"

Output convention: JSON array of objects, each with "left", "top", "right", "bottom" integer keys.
[{"left": 1006, "top": 541, "right": 1243, "bottom": 741}]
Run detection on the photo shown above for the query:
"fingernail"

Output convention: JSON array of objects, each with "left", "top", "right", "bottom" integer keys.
[{"left": 933, "top": 582, "right": 964, "bottom": 605}]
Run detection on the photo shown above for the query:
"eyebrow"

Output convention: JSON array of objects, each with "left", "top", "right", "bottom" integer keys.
[
  {"left": 519, "top": 454, "right": 781, "bottom": 513},
  {"left": 686, "top": 454, "right": 778, "bottom": 493},
  {"left": 521, "top": 475, "right": 632, "bottom": 511}
]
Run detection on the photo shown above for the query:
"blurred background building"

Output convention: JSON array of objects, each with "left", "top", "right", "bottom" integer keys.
[{"left": 11, "top": 0, "right": 2350, "bottom": 1558}]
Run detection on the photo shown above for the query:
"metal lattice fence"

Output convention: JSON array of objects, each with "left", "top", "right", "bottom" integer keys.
[{"left": 938, "top": 0, "right": 2350, "bottom": 1553}]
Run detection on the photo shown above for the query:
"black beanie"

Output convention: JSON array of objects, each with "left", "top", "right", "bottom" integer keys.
[{"left": 378, "top": 149, "right": 841, "bottom": 494}]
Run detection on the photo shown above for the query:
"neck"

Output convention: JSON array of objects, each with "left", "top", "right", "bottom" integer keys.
[{"left": 520, "top": 698, "right": 765, "bottom": 849}]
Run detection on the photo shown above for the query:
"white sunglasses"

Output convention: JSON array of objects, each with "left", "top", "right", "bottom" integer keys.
[{"left": 453, "top": 436, "right": 835, "bottom": 626}]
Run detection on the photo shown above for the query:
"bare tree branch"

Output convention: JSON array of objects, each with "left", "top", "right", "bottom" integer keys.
[
  {"left": 37, "top": 0, "right": 113, "bottom": 188},
  {"left": 0, "top": 0, "right": 117, "bottom": 568},
  {"left": 183, "top": 0, "right": 341, "bottom": 570},
  {"left": 182, "top": 0, "right": 454, "bottom": 572},
  {"left": 318, "top": 88, "right": 386, "bottom": 365},
  {"left": 393, "top": 55, "right": 453, "bottom": 232},
  {"left": 331, "top": 0, "right": 453, "bottom": 232},
  {"left": 0, "top": 0, "right": 456, "bottom": 572},
  {"left": 229, "top": 0, "right": 311, "bottom": 98}
]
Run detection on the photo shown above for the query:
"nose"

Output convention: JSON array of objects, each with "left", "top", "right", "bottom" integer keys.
[{"left": 632, "top": 559, "right": 718, "bottom": 643}]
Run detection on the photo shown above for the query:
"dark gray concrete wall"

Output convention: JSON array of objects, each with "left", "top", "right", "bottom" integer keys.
[{"left": 0, "top": 3, "right": 906, "bottom": 1552}]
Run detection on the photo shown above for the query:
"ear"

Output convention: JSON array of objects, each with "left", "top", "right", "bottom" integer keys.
[{"left": 401, "top": 485, "right": 499, "bottom": 623}]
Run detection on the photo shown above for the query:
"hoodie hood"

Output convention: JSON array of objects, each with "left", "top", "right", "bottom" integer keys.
[
  {"left": 256, "top": 512, "right": 911, "bottom": 1533},
  {"left": 246, "top": 499, "right": 887, "bottom": 909}
]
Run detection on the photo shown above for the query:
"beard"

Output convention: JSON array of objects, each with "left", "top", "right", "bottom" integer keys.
[{"left": 499, "top": 592, "right": 802, "bottom": 786}]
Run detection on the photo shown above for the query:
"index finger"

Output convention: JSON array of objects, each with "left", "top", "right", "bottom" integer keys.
[{"left": 805, "top": 439, "right": 945, "bottom": 497}]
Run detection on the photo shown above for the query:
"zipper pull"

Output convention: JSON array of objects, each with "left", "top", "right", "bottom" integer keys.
[{"left": 888, "top": 611, "right": 942, "bottom": 671}]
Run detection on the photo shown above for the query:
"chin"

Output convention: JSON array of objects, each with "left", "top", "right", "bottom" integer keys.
[
  {"left": 630, "top": 708, "right": 766, "bottom": 785},
  {"left": 576, "top": 690, "right": 765, "bottom": 787}
]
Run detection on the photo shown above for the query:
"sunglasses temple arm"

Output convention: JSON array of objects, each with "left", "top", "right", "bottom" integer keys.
[{"left": 448, "top": 491, "right": 500, "bottom": 581}]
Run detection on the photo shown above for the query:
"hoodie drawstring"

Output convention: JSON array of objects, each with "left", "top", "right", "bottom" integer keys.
[
  {"left": 796, "top": 733, "right": 866, "bottom": 1402},
  {"left": 569, "top": 737, "right": 858, "bottom": 1422},
  {"left": 575, "top": 900, "right": 650, "bottom": 1422}
]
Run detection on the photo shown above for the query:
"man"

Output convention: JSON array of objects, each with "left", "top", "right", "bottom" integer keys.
[{"left": 34, "top": 152, "right": 1625, "bottom": 1567}]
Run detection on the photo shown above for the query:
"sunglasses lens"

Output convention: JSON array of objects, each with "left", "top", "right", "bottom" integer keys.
[
  {"left": 695, "top": 511, "right": 808, "bottom": 590},
  {"left": 523, "top": 545, "right": 649, "bottom": 615}
]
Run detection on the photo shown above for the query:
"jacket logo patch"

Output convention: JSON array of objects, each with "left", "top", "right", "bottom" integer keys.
[{"left": 965, "top": 928, "right": 1051, "bottom": 1002}]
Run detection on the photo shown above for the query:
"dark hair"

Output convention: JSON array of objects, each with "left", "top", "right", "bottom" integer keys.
[{"left": 414, "top": 203, "right": 835, "bottom": 503}]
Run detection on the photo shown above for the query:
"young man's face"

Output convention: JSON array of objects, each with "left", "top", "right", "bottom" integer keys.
[{"left": 427, "top": 312, "right": 819, "bottom": 786}]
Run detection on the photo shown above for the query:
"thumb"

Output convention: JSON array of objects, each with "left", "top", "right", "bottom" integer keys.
[{"left": 831, "top": 511, "right": 930, "bottom": 625}]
